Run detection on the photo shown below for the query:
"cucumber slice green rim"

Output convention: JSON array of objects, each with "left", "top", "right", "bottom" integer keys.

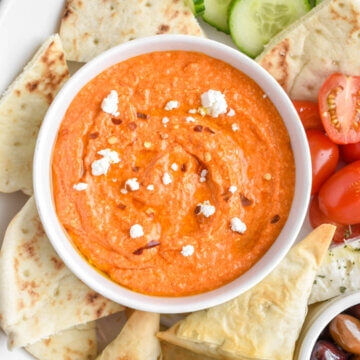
[
  {"left": 187, "top": 0, "right": 205, "bottom": 16},
  {"left": 202, "top": 0, "right": 233, "bottom": 34},
  {"left": 229, "top": 0, "right": 311, "bottom": 58}
]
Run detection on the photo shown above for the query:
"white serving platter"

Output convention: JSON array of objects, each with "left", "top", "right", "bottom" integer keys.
[{"left": 0, "top": 0, "right": 312, "bottom": 357}]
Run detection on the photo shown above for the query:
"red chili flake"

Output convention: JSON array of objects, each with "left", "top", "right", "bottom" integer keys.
[
  {"left": 240, "top": 194, "right": 253, "bottom": 207},
  {"left": 194, "top": 125, "right": 203, "bottom": 132},
  {"left": 88, "top": 132, "right": 99, "bottom": 139},
  {"left": 205, "top": 127, "right": 215, "bottom": 134},
  {"left": 181, "top": 163, "right": 187, "bottom": 172},
  {"left": 137, "top": 112, "right": 149, "bottom": 119},
  {"left": 133, "top": 241, "right": 160, "bottom": 255},
  {"left": 271, "top": 215, "right": 280, "bottom": 224},
  {"left": 132, "top": 166, "right": 139, "bottom": 172},
  {"left": 128, "top": 122, "right": 137, "bottom": 130},
  {"left": 112, "top": 118, "right": 122, "bottom": 125},
  {"left": 222, "top": 192, "right": 232, "bottom": 202},
  {"left": 194, "top": 205, "right": 201, "bottom": 215},
  {"left": 117, "top": 203, "right": 126, "bottom": 210}
]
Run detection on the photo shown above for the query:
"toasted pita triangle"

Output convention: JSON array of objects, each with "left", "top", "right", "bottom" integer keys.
[
  {"left": 59, "top": 0, "right": 205, "bottom": 62},
  {"left": 0, "top": 34, "right": 69, "bottom": 194},
  {"left": 96, "top": 311, "right": 161, "bottom": 360},
  {"left": 0, "top": 197, "right": 123, "bottom": 348},
  {"left": 158, "top": 225, "right": 335, "bottom": 360},
  {"left": 256, "top": 0, "right": 360, "bottom": 101},
  {"left": 25, "top": 322, "right": 97, "bottom": 360},
  {"left": 161, "top": 341, "right": 213, "bottom": 360}
]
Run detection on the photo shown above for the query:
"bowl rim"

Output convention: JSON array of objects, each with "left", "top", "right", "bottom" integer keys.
[
  {"left": 297, "top": 292, "right": 360, "bottom": 360},
  {"left": 33, "top": 34, "right": 311, "bottom": 313}
]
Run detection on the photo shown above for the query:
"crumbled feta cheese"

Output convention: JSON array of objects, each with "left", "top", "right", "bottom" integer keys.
[
  {"left": 196, "top": 201, "right": 215, "bottom": 218},
  {"left": 164, "top": 100, "right": 179, "bottom": 111},
  {"left": 186, "top": 116, "right": 195, "bottom": 122},
  {"left": 73, "top": 182, "right": 88, "bottom": 191},
  {"left": 181, "top": 245, "right": 194, "bottom": 257},
  {"left": 229, "top": 185, "right": 237, "bottom": 194},
  {"left": 130, "top": 224, "right": 144, "bottom": 238},
  {"left": 125, "top": 178, "right": 140, "bottom": 191},
  {"left": 101, "top": 90, "right": 119, "bottom": 116},
  {"left": 230, "top": 217, "right": 247, "bottom": 234},
  {"left": 120, "top": 188, "right": 128, "bottom": 194},
  {"left": 162, "top": 117, "right": 169, "bottom": 125},
  {"left": 91, "top": 157, "right": 111, "bottom": 176},
  {"left": 200, "top": 169, "right": 208, "bottom": 178},
  {"left": 232, "top": 123, "right": 239, "bottom": 132},
  {"left": 199, "top": 177, "right": 206, "bottom": 183},
  {"left": 201, "top": 90, "right": 228, "bottom": 118},
  {"left": 171, "top": 163, "right": 178, "bottom": 171},
  {"left": 227, "top": 108, "right": 235, "bottom": 117},
  {"left": 162, "top": 172, "right": 172, "bottom": 185},
  {"left": 146, "top": 184, "right": 154, "bottom": 191},
  {"left": 188, "top": 109, "right": 197, "bottom": 114},
  {"left": 98, "top": 149, "right": 120, "bottom": 164},
  {"left": 263, "top": 94, "right": 267, "bottom": 99}
]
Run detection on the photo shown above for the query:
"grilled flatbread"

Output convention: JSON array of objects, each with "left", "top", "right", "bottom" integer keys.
[
  {"left": 0, "top": 34, "right": 69, "bottom": 195},
  {"left": 161, "top": 341, "right": 213, "bottom": 360},
  {"left": 26, "top": 323, "right": 97, "bottom": 360},
  {"left": 59, "top": 0, "right": 205, "bottom": 62},
  {"left": 158, "top": 224, "right": 335, "bottom": 360},
  {"left": 0, "top": 197, "right": 123, "bottom": 349},
  {"left": 96, "top": 311, "right": 161, "bottom": 360},
  {"left": 257, "top": 0, "right": 360, "bottom": 101}
]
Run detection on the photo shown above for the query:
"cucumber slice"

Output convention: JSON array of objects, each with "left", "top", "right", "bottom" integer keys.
[
  {"left": 187, "top": 0, "right": 205, "bottom": 16},
  {"left": 202, "top": 0, "right": 233, "bottom": 33},
  {"left": 229, "top": 0, "right": 311, "bottom": 58}
]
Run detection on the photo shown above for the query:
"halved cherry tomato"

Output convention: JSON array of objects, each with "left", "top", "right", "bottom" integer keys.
[
  {"left": 309, "top": 196, "right": 360, "bottom": 243},
  {"left": 318, "top": 161, "right": 360, "bottom": 224},
  {"left": 319, "top": 73, "right": 360, "bottom": 144},
  {"left": 340, "top": 142, "right": 360, "bottom": 163},
  {"left": 293, "top": 101, "right": 323, "bottom": 131},
  {"left": 307, "top": 130, "right": 339, "bottom": 195}
]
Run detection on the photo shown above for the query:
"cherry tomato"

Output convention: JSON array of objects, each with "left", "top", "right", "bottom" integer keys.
[
  {"left": 309, "top": 196, "right": 360, "bottom": 243},
  {"left": 307, "top": 130, "right": 339, "bottom": 195},
  {"left": 318, "top": 161, "right": 360, "bottom": 224},
  {"left": 311, "top": 340, "right": 348, "bottom": 360},
  {"left": 319, "top": 73, "right": 360, "bottom": 144},
  {"left": 293, "top": 101, "right": 324, "bottom": 130},
  {"left": 340, "top": 143, "right": 360, "bottom": 163}
]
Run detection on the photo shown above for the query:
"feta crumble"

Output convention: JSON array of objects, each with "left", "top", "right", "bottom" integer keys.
[
  {"left": 125, "top": 178, "right": 140, "bottom": 191},
  {"left": 230, "top": 217, "right": 247, "bottom": 234},
  {"left": 188, "top": 109, "right": 197, "bottom": 114},
  {"left": 146, "top": 184, "right": 154, "bottom": 191},
  {"left": 232, "top": 123, "right": 239, "bottom": 132},
  {"left": 227, "top": 108, "right": 235, "bottom": 117},
  {"left": 200, "top": 169, "right": 208, "bottom": 183},
  {"left": 186, "top": 116, "right": 195, "bottom": 123},
  {"left": 73, "top": 182, "right": 88, "bottom": 191},
  {"left": 120, "top": 188, "right": 128, "bottom": 194},
  {"left": 196, "top": 201, "right": 215, "bottom": 218},
  {"left": 181, "top": 245, "right": 194, "bottom": 257},
  {"left": 162, "top": 117, "right": 169, "bottom": 125},
  {"left": 200, "top": 90, "right": 228, "bottom": 118},
  {"left": 164, "top": 100, "right": 179, "bottom": 111},
  {"left": 162, "top": 172, "right": 172, "bottom": 185},
  {"left": 101, "top": 90, "right": 119, "bottom": 117},
  {"left": 229, "top": 185, "right": 237, "bottom": 194},
  {"left": 91, "top": 157, "right": 111, "bottom": 176},
  {"left": 171, "top": 163, "right": 178, "bottom": 171},
  {"left": 130, "top": 224, "right": 144, "bottom": 238},
  {"left": 98, "top": 149, "right": 120, "bottom": 164}
]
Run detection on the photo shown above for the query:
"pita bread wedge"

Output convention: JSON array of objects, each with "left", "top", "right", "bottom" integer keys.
[
  {"left": 26, "top": 322, "right": 97, "bottom": 360},
  {"left": 161, "top": 341, "right": 213, "bottom": 360},
  {"left": 158, "top": 224, "right": 336, "bottom": 360},
  {"left": 0, "top": 34, "right": 69, "bottom": 195},
  {"left": 256, "top": 0, "right": 360, "bottom": 101},
  {"left": 0, "top": 197, "right": 123, "bottom": 349},
  {"left": 96, "top": 311, "right": 161, "bottom": 360},
  {"left": 59, "top": 0, "right": 205, "bottom": 62}
]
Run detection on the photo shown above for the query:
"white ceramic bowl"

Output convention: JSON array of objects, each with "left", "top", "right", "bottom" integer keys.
[
  {"left": 33, "top": 35, "right": 311, "bottom": 313},
  {"left": 295, "top": 292, "right": 360, "bottom": 360}
]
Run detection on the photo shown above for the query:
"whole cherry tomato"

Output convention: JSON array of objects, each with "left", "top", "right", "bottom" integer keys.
[
  {"left": 293, "top": 101, "right": 324, "bottom": 130},
  {"left": 309, "top": 196, "right": 360, "bottom": 244},
  {"left": 307, "top": 130, "right": 339, "bottom": 195},
  {"left": 340, "top": 143, "right": 360, "bottom": 163},
  {"left": 319, "top": 73, "right": 360, "bottom": 144},
  {"left": 318, "top": 161, "right": 360, "bottom": 224}
]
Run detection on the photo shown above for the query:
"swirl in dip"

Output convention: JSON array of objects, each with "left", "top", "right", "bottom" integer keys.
[{"left": 52, "top": 51, "right": 295, "bottom": 296}]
